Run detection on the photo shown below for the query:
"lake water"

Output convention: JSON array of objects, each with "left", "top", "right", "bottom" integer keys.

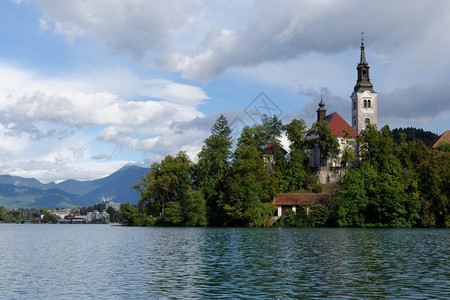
[{"left": 0, "top": 225, "right": 448, "bottom": 299}]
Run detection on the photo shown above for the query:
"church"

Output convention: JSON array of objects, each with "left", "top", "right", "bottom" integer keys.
[
  {"left": 273, "top": 36, "right": 379, "bottom": 218},
  {"left": 308, "top": 36, "right": 378, "bottom": 183}
]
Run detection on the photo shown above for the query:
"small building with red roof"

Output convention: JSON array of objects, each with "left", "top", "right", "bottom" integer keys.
[{"left": 273, "top": 193, "right": 329, "bottom": 218}]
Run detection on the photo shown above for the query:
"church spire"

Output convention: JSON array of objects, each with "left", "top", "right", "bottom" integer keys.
[
  {"left": 360, "top": 32, "right": 367, "bottom": 65},
  {"left": 354, "top": 32, "right": 374, "bottom": 93},
  {"left": 351, "top": 33, "right": 378, "bottom": 134}
]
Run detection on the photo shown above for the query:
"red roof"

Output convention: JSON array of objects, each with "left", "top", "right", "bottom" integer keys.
[
  {"left": 264, "top": 143, "right": 287, "bottom": 154},
  {"left": 273, "top": 193, "right": 329, "bottom": 205},
  {"left": 322, "top": 113, "right": 359, "bottom": 137},
  {"left": 432, "top": 130, "right": 450, "bottom": 148}
]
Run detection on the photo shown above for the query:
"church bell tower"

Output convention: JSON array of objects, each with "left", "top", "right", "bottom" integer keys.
[{"left": 351, "top": 33, "right": 377, "bottom": 133}]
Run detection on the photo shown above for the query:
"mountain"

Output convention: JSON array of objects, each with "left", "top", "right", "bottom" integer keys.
[
  {"left": 0, "top": 165, "right": 150, "bottom": 209},
  {"left": 76, "top": 165, "right": 150, "bottom": 206},
  {"left": 0, "top": 175, "right": 46, "bottom": 190},
  {"left": 0, "top": 183, "right": 77, "bottom": 209}
]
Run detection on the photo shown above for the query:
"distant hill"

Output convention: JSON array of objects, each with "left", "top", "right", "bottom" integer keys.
[
  {"left": 392, "top": 127, "right": 439, "bottom": 146},
  {"left": 75, "top": 165, "right": 151, "bottom": 206},
  {"left": 0, "top": 183, "right": 76, "bottom": 209},
  {"left": 0, "top": 165, "right": 150, "bottom": 209}
]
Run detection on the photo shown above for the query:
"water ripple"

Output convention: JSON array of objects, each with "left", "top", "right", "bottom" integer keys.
[{"left": 0, "top": 225, "right": 448, "bottom": 299}]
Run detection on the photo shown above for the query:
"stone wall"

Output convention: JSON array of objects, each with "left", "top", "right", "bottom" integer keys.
[{"left": 314, "top": 166, "right": 347, "bottom": 184}]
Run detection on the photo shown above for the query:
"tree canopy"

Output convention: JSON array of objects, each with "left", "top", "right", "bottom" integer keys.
[{"left": 132, "top": 115, "right": 448, "bottom": 228}]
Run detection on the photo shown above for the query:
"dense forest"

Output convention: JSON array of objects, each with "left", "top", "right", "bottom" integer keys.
[
  {"left": 392, "top": 127, "right": 439, "bottom": 146},
  {"left": 128, "top": 115, "right": 449, "bottom": 228}
]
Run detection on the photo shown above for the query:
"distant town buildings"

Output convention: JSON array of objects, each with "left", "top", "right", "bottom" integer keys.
[
  {"left": 4, "top": 199, "right": 122, "bottom": 223},
  {"left": 86, "top": 210, "right": 110, "bottom": 222},
  {"left": 53, "top": 209, "right": 73, "bottom": 220},
  {"left": 99, "top": 200, "right": 121, "bottom": 212}
]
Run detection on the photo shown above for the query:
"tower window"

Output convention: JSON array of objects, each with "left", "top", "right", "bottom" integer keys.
[
  {"left": 368, "top": 100, "right": 371, "bottom": 108},
  {"left": 364, "top": 100, "right": 367, "bottom": 108},
  {"left": 362, "top": 69, "right": 367, "bottom": 78},
  {"left": 365, "top": 118, "right": 370, "bottom": 124}
]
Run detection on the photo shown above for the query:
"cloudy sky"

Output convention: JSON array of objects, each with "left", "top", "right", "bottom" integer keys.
[{"left": 0, "top": 0, "right": 449, "bottom": 182}]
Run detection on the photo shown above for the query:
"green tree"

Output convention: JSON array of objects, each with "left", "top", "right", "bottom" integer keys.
[
  {"left": 0, "top": 206, "right": 8, "bottom": 221},
  {"left": 338, "top": 125, "right": 421, "bottom": 227},
  {"left": 416, "top": 151, "right": 450, "bottom": 227},
  {"left": 250, "top": 115, "right": 291, "bottom": 194},
  {"left": 163, "top": 202, "right": 184, "bottom": 226},
  {"left": 135, "top": 151, "right": 192, "bottom": 217},
  {"left": 183, "top": 189, "right": 208, "bottom": 227},
  {"left": 285, "top": 118, "right": 308, "bottom": 152},
  {"left": 283, "top": 119, "right": 313, "bottom": 192},
  {"left": 194, "top": 114, "right": 232, "bottom": 225},
  {"left": 392, "top": 127, "right": 439, "bottom": 146},
  {"left": 41, "top": 208, "right": 55, "bottom": 223},
  {"left": 337, "top": 165, "right": 370, "bottom": 226},
  {"left": 436, "top": 141, "right": 450, "bottom": 153},
  {"left": 307, "top": 120, "right": 340, "bottom": 166},
  {"left": 121, "top": 202, "right": 153, "bottom": 226},
  {"left": 393, "top": 137, "right": 449, "bottom": 227},
  {"left": 261, "top": 114, "right": 283, "bottom": 146},
  {"left": 282, "top": 150, "right": 308, "bottom": 192},
  {"left": 222, "top": 129, "right": 277, "bottom": 226},
  {"left": 341, "top": 130, "right": 356, "bottom": 169},
  {"left": 106, "top": 206, "right": 122, "bottom": 223},
  {"left": 121, "top": 203, "right": 137, "bottom": 223}
]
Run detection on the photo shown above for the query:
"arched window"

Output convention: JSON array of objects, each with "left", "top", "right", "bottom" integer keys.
[
  {"left": 364, "top": 100, "right": 367, "bottom": 108},
  {"left": 365, "top": 118, "right": 370, "bottom": 124},
  {"left": 368, "top": 100, "right": 371, "bottom": 108}
]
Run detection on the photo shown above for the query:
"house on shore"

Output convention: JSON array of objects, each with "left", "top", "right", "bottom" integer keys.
[{"left": 273, "top": 193, "right": 329, "bottom": 218}]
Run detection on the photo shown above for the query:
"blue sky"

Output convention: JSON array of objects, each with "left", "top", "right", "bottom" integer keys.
[{"left": 0, "top": 0, "right": 449, "bottom": 182}]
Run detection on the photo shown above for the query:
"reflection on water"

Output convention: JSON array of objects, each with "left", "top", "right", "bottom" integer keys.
[{"left": 0, "top": 225, "right": 448, "bottom": 299}]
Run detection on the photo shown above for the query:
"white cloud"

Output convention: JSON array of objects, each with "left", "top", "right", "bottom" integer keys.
[
  {"left": 0, "top": 62, "right": 209, "bottom": 181},
  {"left": 0, "top": 123, "right": 30, "bottom": 157},
  {"left": 155, "top": 0, "right": 450, "bottom": 82},
  {"left": 143, "top": 79, "right": 209, "bottom": 105},
  {"left": 0, "top": 63, "right": 207, "bottom": 129},
  {"left": 26, "top": 0, "right": 205, "bottom": 58},
  {"left": 5, "top": 0, "right": 450, "bottom": 182}
]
